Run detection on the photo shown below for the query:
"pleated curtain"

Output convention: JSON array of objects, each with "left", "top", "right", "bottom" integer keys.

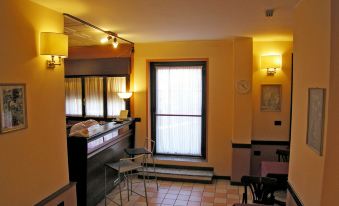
[
  {"left": 107, "top": 77, "right": 126, "bottom": 116},
  {"left": 85, "top": 77, "right": 104, "bottom": 117},
  {"left": 155, "top": 66, "right": 202, "bottom": 156},
  {"left": 65, "top": 78, "right": 82, "bottom": 116}
]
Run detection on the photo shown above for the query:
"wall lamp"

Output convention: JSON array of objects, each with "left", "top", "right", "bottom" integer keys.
[
  {"left": 260, "top": 54, "right": 282, "bottom": 76},
  {"left": 40, "top": 32, "right": 68, "bottom": 69},
  {"left": 118, "top": 92, "right": 133, "bottom": 99}
]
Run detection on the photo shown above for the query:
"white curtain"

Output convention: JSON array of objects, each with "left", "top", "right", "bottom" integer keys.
[
  {"left": 107, "top": 77, "right": 126, "bottom": 116},
  {"left": 65, "top": 78, "right": 82, "bottom": 116},
  {"left": 155, "top": 66, "right": 202, "bottom": 156},
  {"left": 85, "top": 77, "right": 104, "bottom": 117}
]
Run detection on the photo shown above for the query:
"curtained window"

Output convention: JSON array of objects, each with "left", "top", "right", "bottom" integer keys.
[
  {"left": 85, "top": 77, "right": 104, "bottom": 117},
  {"left": 107, "top": 77, "right": 126, "bottom": 116},
  {"left": 151, "top": 62, "right": 206, "bottom": 156},
  {"left": 65, "top": 78, "right": 82, "bottom": 116}
]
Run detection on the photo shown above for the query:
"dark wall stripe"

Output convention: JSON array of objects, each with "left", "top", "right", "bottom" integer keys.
[
  {"left": 232, "top": 143, "right": 252, "bottom": 148},
  {"left": 287, "top": 182, "right": 304, "bottom": 206},
  {"left": 251, "top": 140, "right": 290, "bottom": 146},
  {"left": 213, "top": 176, "right": 231, "bottom": 180}
]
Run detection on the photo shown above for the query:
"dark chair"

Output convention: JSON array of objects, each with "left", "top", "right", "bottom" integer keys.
[
  {"left": 266, "top": 173, "right": 288, "bottom": 206},
  {"left": 276, "top": 149, "right": 290, "bottom": 162},
  {"left": 241, "top": 176, "right": 277, "bottom": 205}
]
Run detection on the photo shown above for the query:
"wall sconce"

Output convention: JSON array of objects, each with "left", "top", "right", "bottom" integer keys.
[
  {"left": 118, "top": 92, "right": 133, "bottom": 99},
  {"left": 40, "top": 32, "right": 68, "bottom": 69},
  {"left": 260, "top": 54, "right": 282, "bottom": 76}
]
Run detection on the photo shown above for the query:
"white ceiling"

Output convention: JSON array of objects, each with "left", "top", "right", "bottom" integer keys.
[{"left": 32, "top": 0, "right": 300, "bottom": 43}]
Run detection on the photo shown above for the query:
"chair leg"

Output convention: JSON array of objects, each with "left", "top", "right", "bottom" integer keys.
[
  {"left": 104, "top": 167, "right": 107, "bottom": 206},
  {"left": 151, "top": 155, "right": 158, "bottom": 190},
  {"left": 126, "top": 173, "right": 130, "bottom": 201},
  {"left": 142, "top": 166, "right": 148, "bottom": 206},
  {"left": 118, "top": 174, "right": 123, "bottom": 206}
]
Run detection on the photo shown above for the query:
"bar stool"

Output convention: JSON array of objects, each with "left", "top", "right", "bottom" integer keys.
[
  {"left": 104, "top": 154, "right": 148, "bottom": 206},
  {"left": 124, "top": 138, "right": 159, "bottom": 190}
]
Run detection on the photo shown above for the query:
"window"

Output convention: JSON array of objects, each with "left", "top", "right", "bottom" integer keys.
[
  {"left": 65, "top": 78, "right": 82, "bottom": 116},
  {"left": 85, "top": 77, "right": 104, "bottom": 117},
  {"left": 64, "top": 76, "right": 128, "bottom": 118},
  {"left": 107, "top": 77, "right": 126, "bottom": 116},
  {"left": 151, "top": 61, "right": 206, "bottom": 157}
]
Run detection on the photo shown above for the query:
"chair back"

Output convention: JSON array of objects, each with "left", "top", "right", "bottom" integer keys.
[
  {"left": 144, "top": 138, "right": 156, "bottom": 154},
  {"left": 241, "top": 176, "right": 277, "bottom": 205},
  {"left": 276, "top": 149, "right": 290, "bottom": 162}
]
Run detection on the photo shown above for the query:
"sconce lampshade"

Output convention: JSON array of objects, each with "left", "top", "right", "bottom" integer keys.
[
  {"left": 260, "top": 55, "right": 282, "bottom": 69},
  {"left": 118, "top": 92, "right": 133, "bottom": 99},
  {"left": 40, "top": 32, "right": 68, "bottom": 57}
]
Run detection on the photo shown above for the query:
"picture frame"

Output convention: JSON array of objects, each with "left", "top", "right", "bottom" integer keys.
[
  {"left": 306, "top": 88, "right": 326, "bottom": 155},
  {"left": 0, "top": 84, "right": 27, "bottom": 134},
  {"left": 260, "top": 84, "right": 282, "bottom": 112}
]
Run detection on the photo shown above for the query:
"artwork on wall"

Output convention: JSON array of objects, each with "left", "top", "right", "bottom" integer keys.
[
  {"left": 306, "top": 88, "right": 326, "bottom": 155},
  {"left": 260, "top": 84, "right": 282, "bottom": 112},
  {"left": 0, "top": 84, "right": 27, "bottom": 134}
]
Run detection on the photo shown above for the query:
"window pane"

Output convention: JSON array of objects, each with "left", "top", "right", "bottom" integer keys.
[
  {"left": 85, "top": 77, "right": 104, "bottom": 117},
  {"left": 154, "top": 64, "right": 204, "bottom": 156},
  {"left": 156, "top": 66, "right": 202, "bottom": 115},
  {"left": 65, "top": 78, "right": 82, "bottom": 116},
  {"left": 156, "top": 116, "right": 202, "bottom": 155},
  {"left": 107, "top": 77, "right": 126, "bottom": 116}
]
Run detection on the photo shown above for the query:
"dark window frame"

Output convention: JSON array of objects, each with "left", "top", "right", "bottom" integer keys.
[
  {"left": 150, "top": 61, "right": 207, "bottom": 158},
  {"left": 65, "top": 74, "right": 130, "bottom": 122}
]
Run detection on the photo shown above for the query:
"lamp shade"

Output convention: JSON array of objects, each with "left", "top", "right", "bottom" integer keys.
[
  {"left": 260, "top": 55, "right": 282, "bottom": 69},
  {"left": 40, "top": 32, "right": 68, "bottom": 57},
  {"left": 118, "top": 92, "right": 132, "bottom": 99}
]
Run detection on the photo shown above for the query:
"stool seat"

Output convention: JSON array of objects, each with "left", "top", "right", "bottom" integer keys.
[
  {"left": 125, "top": 148, "right": 152, "bottom": 156},
  {"left": 105, "top": 160, "right": 142, "bottom": 173}
]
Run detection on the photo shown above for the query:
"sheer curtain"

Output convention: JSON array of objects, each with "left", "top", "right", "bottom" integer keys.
[
  {"left": 107, "top": 77, "right": 126, "bottom": 116},
  {"left": 155, "top": 66, "right": 202, "bottom": 156},
  {"left": 85, "top": 77, "right": 104, "bottom": 117},
  {"left": 65, "top": 78, "right": 82, "bottom": 116}
]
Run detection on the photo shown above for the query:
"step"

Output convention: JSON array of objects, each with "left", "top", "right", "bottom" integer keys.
[{"left": 140, "top": 166, "right": 214, "bottom": 184}]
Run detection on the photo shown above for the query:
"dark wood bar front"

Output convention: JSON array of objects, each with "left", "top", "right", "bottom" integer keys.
[{"left": 67, "top": 120, "right": 136, "bottom": 206}]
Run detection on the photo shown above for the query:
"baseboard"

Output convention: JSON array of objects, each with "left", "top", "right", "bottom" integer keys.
[
  {"left": 287, "top": 182, "right": 304, "bottom": 206},
  {"left": 230, "top": 181, "right": 243, "bottom": 186},
  {"left": 213, "top": 176, "right": 230, "bottom": 180},
  {"left": 35, "top": 182, "right": 77, "bottom": 206},
  {"left": 251, "top": 140, "right": 290, "bottom": 146}
]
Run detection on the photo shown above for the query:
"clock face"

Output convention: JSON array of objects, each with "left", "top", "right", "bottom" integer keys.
[{"left": 236, "top": 80, "right": 250, "bottom": 94}]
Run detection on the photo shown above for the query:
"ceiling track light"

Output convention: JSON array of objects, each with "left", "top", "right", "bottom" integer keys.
[
  {"left": 112, "top": 37, "right": 119, "bottom": 48},
  {"left": 63, "top": 13, "right": 134, "bottom": 50}
]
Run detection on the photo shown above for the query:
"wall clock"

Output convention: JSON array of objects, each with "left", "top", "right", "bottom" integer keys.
[{"left": 236, "top": 80, "right": 251, "bottom": 94}]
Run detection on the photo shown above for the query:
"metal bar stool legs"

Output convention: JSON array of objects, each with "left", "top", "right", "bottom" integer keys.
[{"left": 104, "top": 155, "right": 148, "bottom": 206}]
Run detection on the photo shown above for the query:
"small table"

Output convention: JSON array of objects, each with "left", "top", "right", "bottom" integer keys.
[{"left": 261, "top": 161, "right": 289, "bottom": 177}]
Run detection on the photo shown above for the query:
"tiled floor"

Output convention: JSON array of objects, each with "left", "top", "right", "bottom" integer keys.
[{"left": 98, "top": 178, "right": 250, "bottom": 206}]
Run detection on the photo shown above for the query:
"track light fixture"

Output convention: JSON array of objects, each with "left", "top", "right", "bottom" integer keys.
[
  {"left": 112, "top": 37, "right": 119, "bottom": 48},
  {"left": 100, "top": 35, "right": 119, "bottom": 48},
  {"left": 100, "top": 36, "right": 112, "bottom": 43}
]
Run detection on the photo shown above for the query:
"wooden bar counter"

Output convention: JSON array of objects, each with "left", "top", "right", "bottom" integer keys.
[{"left": 67, "top": 119, "right": 136, "bottom": 206}]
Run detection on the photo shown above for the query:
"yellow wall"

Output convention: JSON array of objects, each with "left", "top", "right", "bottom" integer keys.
[
  {"left": 320, "top": 0, "right": 339, "bottom": 205},
  {"left": 133, "top": 40, "right": 235, "bottom": 175},
  {"left": 0, "top": 1, "right": 69, "bottom": 205},
  {"left": 252, "top": 41, "right": 293, "bottom": 141},
  {"left": 289, "top": 0, "right": 331, "bottom": 205},
  {"left": 232, "top": 38, "right": 253, "bottom": 144}
]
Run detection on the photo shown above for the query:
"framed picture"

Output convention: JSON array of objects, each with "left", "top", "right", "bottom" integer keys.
[
  {"left": 260, "top": 84, "right": 282, "bottom": 112},
  {"left": 306, "top": 88, "right": 326, "bottom": 155},
  {"left": 0, "top": 84, "right": 27, "bottom": 134}
]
